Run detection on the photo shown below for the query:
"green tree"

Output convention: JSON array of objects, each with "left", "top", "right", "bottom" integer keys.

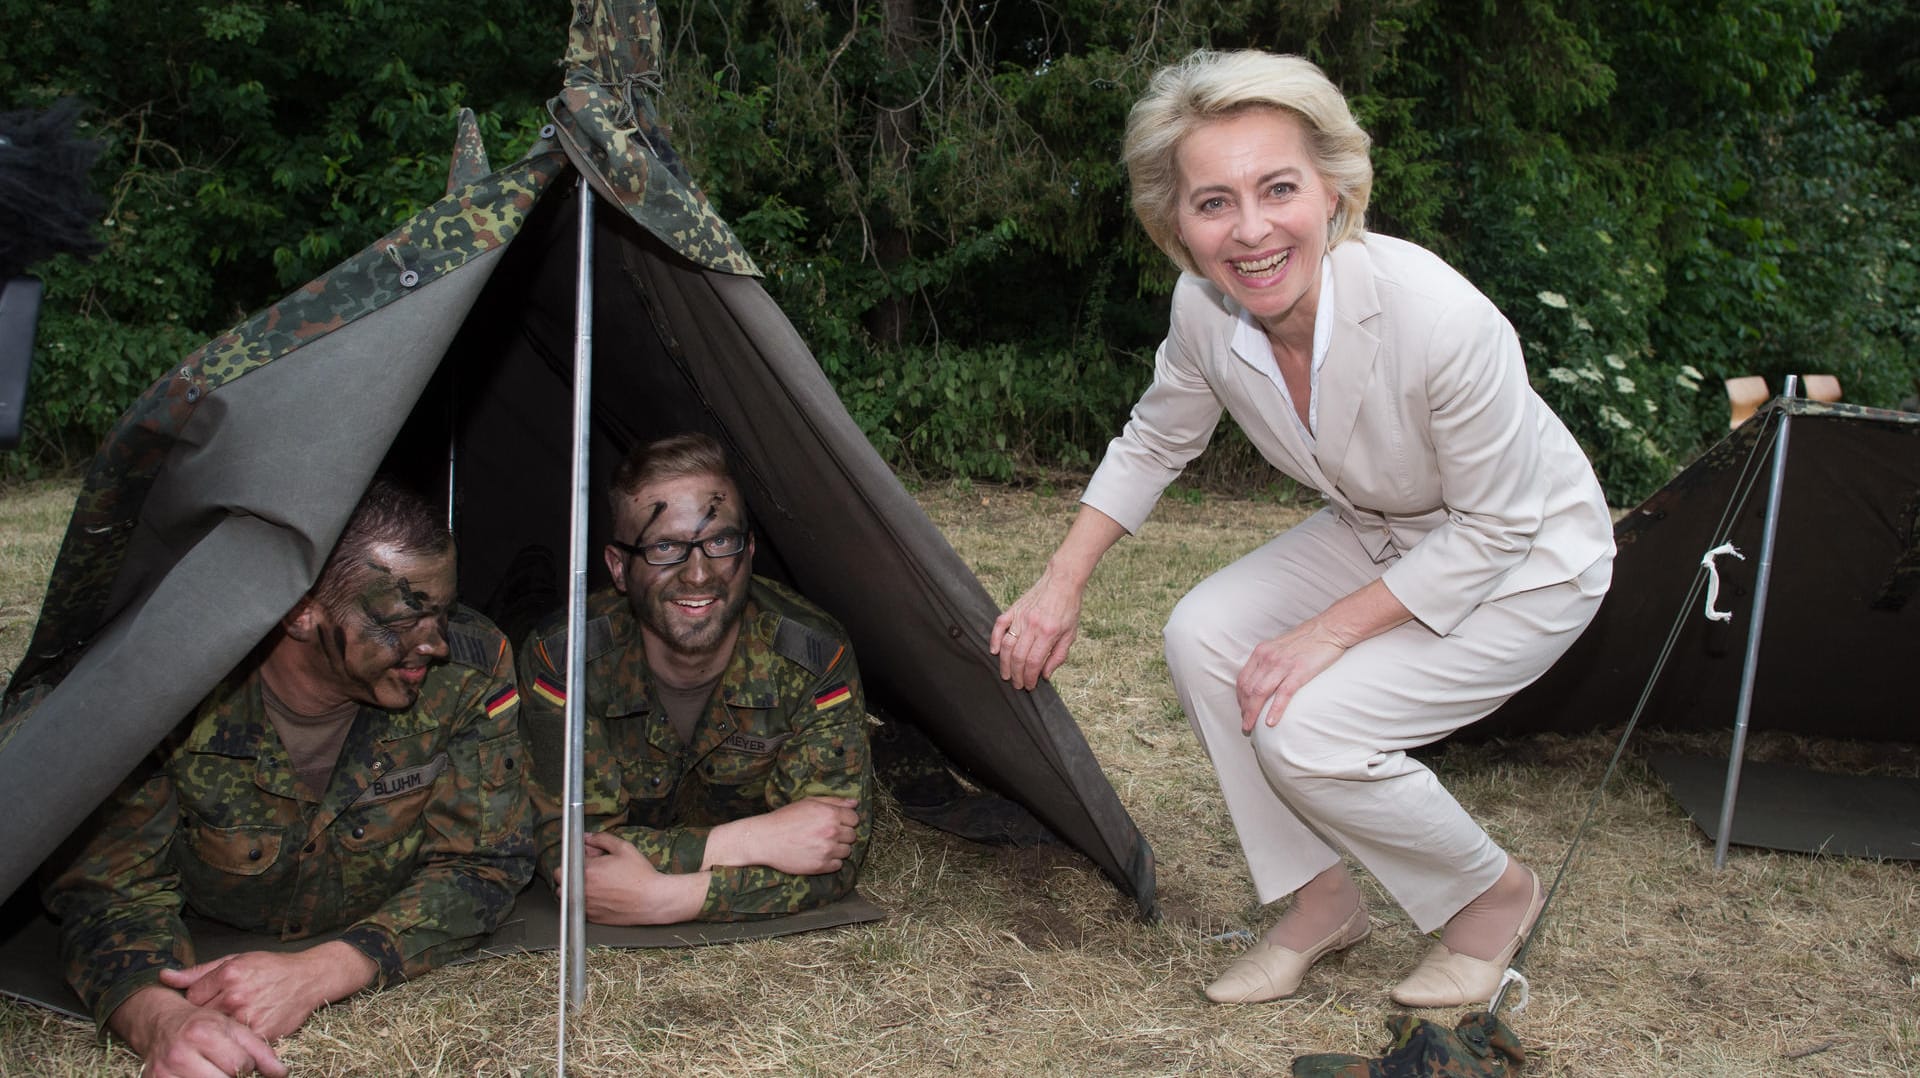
[
  {"left": 2, "top": 0, "right": 561, "bottom": 466},
  {"left": 10, "top": 0, "right": 1915, "bottom": 503}
]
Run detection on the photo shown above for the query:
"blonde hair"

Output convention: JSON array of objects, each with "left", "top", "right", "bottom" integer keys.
[
  {"left": 607, "top": 432, "right": 737, "bottom": 521},
  {"left": 1123, "top": 50, "right": 1373, "bottom": 276},
  {"left": 606, "top": 426, "right": 748, "bottom": 530}
]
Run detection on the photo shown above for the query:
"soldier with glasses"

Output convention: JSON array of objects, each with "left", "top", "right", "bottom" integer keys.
[{"left": 517, "top": 433, "right": 871, "bottom": 924}]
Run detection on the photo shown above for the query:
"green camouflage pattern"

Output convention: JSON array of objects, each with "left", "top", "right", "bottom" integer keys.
[
  {"left": 5, "top": 151, "right": 564, "bottom": 701},
  {"left": 518, "top": 577, "right": 871, "bottom": 921},
  {"left": 38, "top": 607, "right": 534, "bottom": 1027},
  {"left": 1291, "top": 1012, "right": 1525, "bottom": 1078},
  {"left": 445, "top": 107, "right": 492, "bottom": 194},
  {"left": 547, "top": 0, "right": 758, "bottom": 276},
  {"left": 565, "top": 0, "right": 661, "bottom": 87}
]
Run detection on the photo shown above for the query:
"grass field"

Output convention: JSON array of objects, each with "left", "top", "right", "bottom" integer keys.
[{"left": 1, "top": 477, "right": 1916, "bottom": 1076}]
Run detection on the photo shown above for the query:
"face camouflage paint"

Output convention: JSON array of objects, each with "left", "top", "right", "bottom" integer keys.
[
  {"left": 609, "top": 475, "right": 753, "bottom": 659},
  {"left": 310, "top": 545, "right": 458, "bottom": 710}
]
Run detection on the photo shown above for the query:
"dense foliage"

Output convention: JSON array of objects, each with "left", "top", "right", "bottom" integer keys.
[
  {"left": 6, "top": 0, "right": 1916, "bottom": 503},
  {"left": 0, "top": 0, "right": 560, "bottom": 468}
]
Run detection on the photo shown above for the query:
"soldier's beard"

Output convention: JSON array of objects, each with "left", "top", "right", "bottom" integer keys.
[{"left": 632, "top": 575, "right": 751, "bottom": 658}]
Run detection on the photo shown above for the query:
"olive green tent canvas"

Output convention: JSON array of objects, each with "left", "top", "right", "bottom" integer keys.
[{"left": 0, "top": 0, "right": 1155, "bottom": 949}]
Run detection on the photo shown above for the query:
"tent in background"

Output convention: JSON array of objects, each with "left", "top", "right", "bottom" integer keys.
[
  {"left": 1481, "top": 397, "right": 1920, "bottom": 742},
  {"left": 0, "top": 0, "right": 1155, "bottom": 917},
  {"left": 1476, "top": 397, "right": 1920, "bottom": 857}
]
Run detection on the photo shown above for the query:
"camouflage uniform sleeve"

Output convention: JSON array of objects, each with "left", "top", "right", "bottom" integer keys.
[
  {"left": 517, "top": 629, "right": 573, "bottom": 887},
  {"left": 343, "top": 633, "right": 534, "bottom": 981},
  {"left": 698, "top": 643, "right": 873, "bottom": 920},
  {"left": 39, "top": 761, "right": 195, "bottom": 1028},
  {"left": 517, "top": 621, "right": 689, "bottom": 885}
]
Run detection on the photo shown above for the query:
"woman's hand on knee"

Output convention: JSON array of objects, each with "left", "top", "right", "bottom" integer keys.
[
  {"left": 993, "top": 570, "right": 1083, "bottom": 691},
  {"left": 1236, "top": 627, "right": 1348, "bottom": 733}
]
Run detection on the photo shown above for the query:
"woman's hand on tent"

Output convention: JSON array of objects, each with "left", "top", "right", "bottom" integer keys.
[
  {"left": 993, "top": 505, "right": 1127, "bottom": 691},
  {"left": 111, "top": 985, "right": 286, "bottom": 1078},
  {"left": 993, "top": 569, "right": 1085, "bottom": 691},
  {"left": 159, "top": 942, "right": 376, "bottom": 1042}
]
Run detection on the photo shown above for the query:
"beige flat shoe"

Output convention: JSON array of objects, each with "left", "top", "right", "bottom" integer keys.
[
  {"left": 1205, "top": 905, "right": 1371, "bottom": 1004},
  {"left": 1391, "top": 869, "right": 1545, "bottom": 1008}
]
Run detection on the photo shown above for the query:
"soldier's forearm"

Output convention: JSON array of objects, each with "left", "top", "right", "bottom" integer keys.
[
  {"left": 302, "top": 940, "right": 380, "bottom": 1002},
  {"left": 106, "top": 984, "right": 194, "bottom": 1058},
  {"left": 641, "top": 870, "right": 711, "bottom": 924},
  {"left": 355, "top": 848, "right": 531, "bottom": 978},
  {"left": 701, "top": 816, "right": 753, "bottom": 870}
]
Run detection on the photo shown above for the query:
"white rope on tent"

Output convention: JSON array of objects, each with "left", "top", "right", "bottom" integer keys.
[{"left": 1700, "top": 542, "right": 1745, "bottom": 622}]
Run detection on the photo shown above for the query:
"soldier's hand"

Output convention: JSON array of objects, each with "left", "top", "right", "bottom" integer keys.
[
  {"left": 109, "top": 986, "right": 286, "bottom": 1078},
  {"left": 160, "top": 942, "right": 376, "bottom": 1043},
  {"left": 709, "top": 796, "right": 859, "bottom": 876},
  {"left": 579, "top": 831, "right": 707, "bottom": 924}
]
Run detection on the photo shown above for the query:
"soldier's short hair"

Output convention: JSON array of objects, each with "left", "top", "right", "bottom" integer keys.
[
  {"left": 312, "top": 477, "right": 454, "bottom": 614},
  {"left": 607, "top": 432, "right": 737, "bottom": 520}
]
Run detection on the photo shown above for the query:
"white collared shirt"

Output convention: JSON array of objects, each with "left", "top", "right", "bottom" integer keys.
[{"left": 1229, "top": 255, "right": 1335, "bottom": 442}]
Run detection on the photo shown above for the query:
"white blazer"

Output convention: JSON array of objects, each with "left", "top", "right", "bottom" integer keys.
[{"left": 1082, "top": 233, "right": 1614, "bottom": 637}]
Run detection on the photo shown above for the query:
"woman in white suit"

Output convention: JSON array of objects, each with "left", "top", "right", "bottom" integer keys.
[{"left": 992, "top": 50, "right": 1614, "bottom": 1008}]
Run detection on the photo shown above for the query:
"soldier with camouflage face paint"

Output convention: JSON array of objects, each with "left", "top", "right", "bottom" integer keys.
[
  {"left": 518, "top": 433, "right": 872, "bottom": 924},
  {"left": 39, "top": 478, "right": 534, "bottom": 1078}
]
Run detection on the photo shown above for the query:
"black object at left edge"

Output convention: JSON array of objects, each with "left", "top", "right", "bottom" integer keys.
[{"left": 0, "top": 276, "right": 42, "bottom": 451}]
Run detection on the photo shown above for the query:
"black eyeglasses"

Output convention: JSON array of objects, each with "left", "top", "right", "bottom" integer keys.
[{"left": 609, "top": 529, "right": 749, "bottom": 567}]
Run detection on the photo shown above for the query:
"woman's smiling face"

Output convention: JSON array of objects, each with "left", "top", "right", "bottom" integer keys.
[{"left": 1173, "top": 107, "right": 1339, "bottom": 341}]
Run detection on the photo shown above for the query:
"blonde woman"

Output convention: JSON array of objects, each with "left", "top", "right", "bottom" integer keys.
[{"left": 993, "top": 50, "right": 1613, "bottom": 1007}]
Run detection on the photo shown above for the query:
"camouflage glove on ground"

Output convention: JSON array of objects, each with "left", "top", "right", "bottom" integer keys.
[{"left": 1291, "top": 1011, "right": 1524, "bottom": 1077}]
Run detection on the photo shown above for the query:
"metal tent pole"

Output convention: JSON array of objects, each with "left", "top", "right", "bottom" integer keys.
[
  {"left": 556, "top": 173, "right": 596, "bottom": 1069},
  {"left": 1713, "top": 375, "right": 1798, "bottom": 869},
  {"left": 446, "top": 385, "right": 459, "bottom": 534}
]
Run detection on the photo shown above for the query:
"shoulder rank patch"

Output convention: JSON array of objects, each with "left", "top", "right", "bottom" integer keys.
[
  {"left": 813, "top": 684, "right": 852, "bottom": 711},
  {"left": 446, "top": 620, "right": 498, "bottom": 672},
  {"left": 773, "top": 616, "right": 843, "bottom": 677},
  {"left": 537, "top": 615, "right": 617, "bottom": 685}
]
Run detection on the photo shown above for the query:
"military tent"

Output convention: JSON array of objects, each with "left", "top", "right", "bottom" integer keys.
[
  {"left": 1475, "top": 397, "right": 1920, "bottom": 856},
  {"left": 1481, "top": 396, "right": 1920, "bottom": 742},
  {"left": 0, "top": 0, "right": 1155, "bottom": 921}
]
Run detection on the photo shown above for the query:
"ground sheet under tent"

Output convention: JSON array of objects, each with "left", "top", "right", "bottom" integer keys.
[
  {"left": 0, "top": 886, "right": 883, "bottom": 1021},
  {"left": 1650, "top": 753, "right": 1920, "bottom": 861}
]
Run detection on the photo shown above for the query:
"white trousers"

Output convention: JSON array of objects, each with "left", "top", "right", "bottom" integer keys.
[{"left": 1163, "top": 509, "right": 1610, "bottom": 931}]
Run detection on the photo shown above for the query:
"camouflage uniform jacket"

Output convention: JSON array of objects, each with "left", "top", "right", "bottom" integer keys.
[
  {"left": 40, "top": 606, "right": 534, "bottom": 1026},
  {"left": 518, "top": 577, "right": 872, "bottom": 921}
]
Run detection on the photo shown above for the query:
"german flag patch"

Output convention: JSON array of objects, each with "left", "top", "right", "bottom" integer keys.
[
  {"left": 484, "top": 685, "right": 519, "bottom": 719},
  {"left": 812, "top": 684, "right": 852, "bottom": 711},
  {"left": 532, "top": 676, "right": 566, "bottom": 708}
]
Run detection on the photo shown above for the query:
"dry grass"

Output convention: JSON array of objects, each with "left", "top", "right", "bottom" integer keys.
[
  {"left": 0, "top": 477, "right": 75, "bottom": 693},
  {"left": 3, "top": 478, "right": 1917, "bottom": 1076}
]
